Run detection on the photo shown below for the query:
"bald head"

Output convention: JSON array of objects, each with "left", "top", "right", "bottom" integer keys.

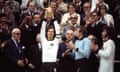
[{"left": 65, "top": 29, "right": 74, "bottom": 41}]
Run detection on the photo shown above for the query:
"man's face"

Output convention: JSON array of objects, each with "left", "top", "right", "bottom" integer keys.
[
  {"left": 50, "top": 2, "right": 57, "bottom": 12},
  {"left": 100, "top": 7, "right": 106, "bottom": 15},
  {"left": 101, "top": 29, "right": 107, "bottom": 38},
  {"left": 12, "top": 29, "right": 21, "bottom": 40},
  {"left": 83, "top": 3, "right": 90, "bottom": 12},
  {"left": 47, "top": 28, "right": 55, "bottom": 39},
  {"left": 29, "top": 2, "right": 35, "bottom": 11},
  {"left": 65, "top": 30, "right": 74, "bottom": 41},
  {"left": 68, "top": 5, "right": 75, "bottom": 14},
  {"left": 33, "top": 14, "right": 41, "bottom": 24},
  {"left": 91, "top": 12, "right": 99, "bottom": 21},
  {"left": 71, "top": 16, "right": 78, "bottom": 25}
]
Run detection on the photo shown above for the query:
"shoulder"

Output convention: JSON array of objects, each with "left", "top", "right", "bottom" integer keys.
[
  {"left": 59, "top": 42, "right": 66, "bottom": 49},
  {"left": 53, "top": 19, "right": 59, "bottom": 24},
  {"left": 4, "top": 38, "right": 13, "bottom": 48},
  {"left": 83, "top": 37, "right": 90, "bottom": 41},
  {"left": 7, "top": 38, "right": 13, "bottom": 44},
  {"left": 59, "top": 42, "right": 65, "bottom": 46},
  {"left": 76, "top": 13, "right": 80, "bottom": 17},
  {"left": 83, "top": 37, "right": 91, "bottom": 43},
  {"left": 105, "top": 14, "right": 113, "bottom": 18},
  {"left": 22, "top": 10, "right": 29, "bottom": 14},
  {"left": 54, "top": 38, "right": 60, "bottom": 42},
  {"left": 63, "top": 13, "right": 69, "bottom": 16},
  {"left": 107, "top": 39, "right": 115, "bottom": 45}
]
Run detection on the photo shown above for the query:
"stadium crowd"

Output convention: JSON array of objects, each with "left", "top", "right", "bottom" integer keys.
[{"left": 0, "top": 0, "right": 120, "bottom": 72}]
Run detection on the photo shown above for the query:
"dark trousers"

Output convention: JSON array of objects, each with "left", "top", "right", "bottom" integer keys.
[
  {"left": 73, "top": 58, "right": 89, "bottom": 72},
  {"left": 41, "top": 62, "right": 56, "bottom": 72}
]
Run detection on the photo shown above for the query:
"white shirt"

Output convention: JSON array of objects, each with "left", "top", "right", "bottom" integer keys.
[
  {"left": 41, "top": 38, "right": 59, "bottom": 62},
  {"left": 40, "top": 21, "right": 60, "bottom": 63},
  {"left": 60, "top": 12, "right": 80, "bottom": 26},
  {"left": 104, "top": 13, "right": 114, "bottom": 27},
  {"left": 90, "top": 0, "right": 109, "bottom": 12},
  {"left": 98, "top": 39, "right": 115, "bottom": 72},
  {"left": 20, "top": 0, "right": 29, "bottom": 9},
  {"left": 90, "top": 0, "right": 98, "bottom": 12},
  {"left": 33, "top": 0, "right": 46, "bottom": 8},
  {"left": 38, "top": 43, "right": 42, "bottom": 50}
]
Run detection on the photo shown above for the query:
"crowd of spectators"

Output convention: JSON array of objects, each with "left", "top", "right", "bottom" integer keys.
[{"left": 0, "top": 0, "right": 120, "bottom": 72}]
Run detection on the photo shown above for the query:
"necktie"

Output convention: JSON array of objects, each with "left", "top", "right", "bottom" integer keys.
[{"left": 16, "top": 40, "right": 22, "bottom": 54}]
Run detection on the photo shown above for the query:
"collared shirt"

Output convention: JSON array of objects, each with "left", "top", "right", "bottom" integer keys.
[
  {"left": 11, "top": 37, "right": 20, "bottom": 47},
  {"left": 38, "top": 43, "right": 42, "bottom": 50},
  {"left": 11, "top": 37, "right": 22, "bottom": 53},
  {"left": 97, "top": 39, "right": 115, "bottom": 72},
  {"left": 73, "top": 37, "right": 91, "bottom": 60}
]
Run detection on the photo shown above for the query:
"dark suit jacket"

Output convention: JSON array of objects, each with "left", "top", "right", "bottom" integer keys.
[
  {"left": 4, "top": 38, "right": 26, "bottom": 72},
  {"left": 57, "top": 42, "right": 74, "bottom": 72},
  {"left": 87, "top": 22, "right": 106, "bottom": 47},
  {"left": 28, "top": 44, "right": 42, "bottom": 72}
]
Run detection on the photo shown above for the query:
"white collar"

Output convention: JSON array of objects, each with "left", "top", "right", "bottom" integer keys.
[{"left": 38, "top": 43, "right": 41, "bottom": 48}]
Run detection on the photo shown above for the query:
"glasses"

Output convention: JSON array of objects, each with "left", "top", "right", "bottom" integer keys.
[
  {"left": 70, "top": 17, "right": 78, "bottom": 19},
  {"left": 14, "top": 33, "right": 21, "bottom": 35}
]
